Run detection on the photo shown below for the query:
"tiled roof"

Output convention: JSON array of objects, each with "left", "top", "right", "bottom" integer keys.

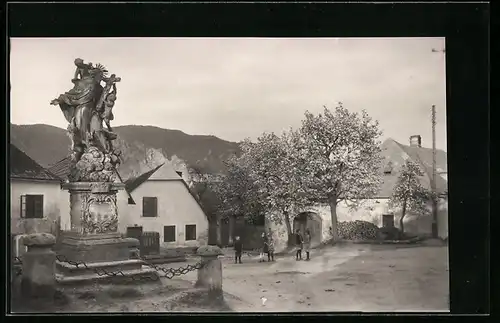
[
  {"left": 10, "top": 144, "right": 61, "bottom": 181},
  {"left": 47, "top": 155, "right": 72, "bottom": 179},
  {"left": 124, "top": 163, "right": 164, "bottom": 193},
  {"left": 398, "top": 144, "right": 448, "bottom": 194},
  {"left": 377, "top": 139, "right": 448, "bottom": 198}
]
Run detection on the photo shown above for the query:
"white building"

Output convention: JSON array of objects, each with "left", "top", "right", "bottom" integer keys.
[{"left": 10, "top": 144, "right": 62, "bottom": 256}]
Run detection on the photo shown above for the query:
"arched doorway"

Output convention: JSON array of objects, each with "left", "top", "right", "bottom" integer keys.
[{"left": 293, "top": 212, "right": 322, "bottom": 246}]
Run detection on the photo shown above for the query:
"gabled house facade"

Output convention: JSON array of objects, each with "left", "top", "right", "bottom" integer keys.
[
  {"left": 267, "top": 135, "right": 449, "bottom": 251},
  {"left": 10, "top": 144, "right": 62, "bottom": 238},
  {"left": 120, "top": 163, "right": 209, "bottom": 248}
]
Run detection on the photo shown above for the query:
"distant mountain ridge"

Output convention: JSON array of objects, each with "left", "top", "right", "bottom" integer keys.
[{"left": 10, "top": 124, "right": 241, "bottom": 178}]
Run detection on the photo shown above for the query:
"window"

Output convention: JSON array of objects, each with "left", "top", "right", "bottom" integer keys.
[
  {"left": 383, "top": 161, "right": 393, "bottom": 174},
  {"left": 20, "top": 195, "right": 44, "bottom": 219},
  {"left": 185, "top": 224, "right": 197, "bottom": 241},
  {"left": 142, "top": 197, "right": 158, "bottom": 217},
  {"left": 382, "top": 214, "right": 395, "bottom": 228},
  {"left": 164, "top": 225, "right": 176, "bottom": 242}
]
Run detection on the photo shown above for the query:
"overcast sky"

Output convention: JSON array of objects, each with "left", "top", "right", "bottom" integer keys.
[{"left": 10, "top": 37, "right": 447, "bottom": 151}]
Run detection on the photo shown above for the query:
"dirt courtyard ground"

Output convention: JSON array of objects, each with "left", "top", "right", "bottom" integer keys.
[
  {"left": 218, "top": 243, "right": 449, "bottom": 312},
  {"left": 11, "top": 243, "right": 449, "bottom": 313}
]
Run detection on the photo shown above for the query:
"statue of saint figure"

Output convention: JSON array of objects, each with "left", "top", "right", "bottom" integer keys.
[{"left": 51, "top": 58, "right": 121, "bottom": 163}]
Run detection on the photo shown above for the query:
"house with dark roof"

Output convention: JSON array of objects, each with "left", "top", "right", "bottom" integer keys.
[
  {"left": 10, "top": 144, "right": 62, "bottom": 238},
  {"left": 334, "top": 135, "right": 449, "bottom": 238},
  {"left": 118, "top": 163, "right": 209, "bottom": 248},
  {"left": 267, "top": 135, "right": 449, "bottom": 251},
  {"left": 333, "top": 135, "right": 448, "bottom": 238}
]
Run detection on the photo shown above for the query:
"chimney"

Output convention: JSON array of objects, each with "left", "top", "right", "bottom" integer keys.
[{"left": 409, "top": 135, "right": 422, "bottom": 148}]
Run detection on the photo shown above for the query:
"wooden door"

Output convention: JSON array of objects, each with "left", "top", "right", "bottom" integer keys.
[{"left": 306, "top": 217, "right": 322, "bottom": 246}]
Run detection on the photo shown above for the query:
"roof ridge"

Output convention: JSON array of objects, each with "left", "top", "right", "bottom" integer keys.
[
  {"left": 10, "top": 144, "right": 61, "bottom": 181},
  {"left": 125, "top": 163, "right": 165, "bottom": 193}
]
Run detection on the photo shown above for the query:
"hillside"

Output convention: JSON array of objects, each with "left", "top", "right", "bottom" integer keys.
[{"left": 10, "top": 124, "right": 240, "bottom": 178}]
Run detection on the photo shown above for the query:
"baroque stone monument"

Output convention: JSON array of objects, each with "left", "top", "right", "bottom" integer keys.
[{"left": 51, "top": 59, "right": 155, "bottom": 283}]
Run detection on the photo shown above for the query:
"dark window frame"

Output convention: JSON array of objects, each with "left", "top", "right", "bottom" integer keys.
[
  {"left": 142, "top": 197, "right": 158, "bottom": 218},
  {"left": 185, "top": 224, "right": 197, "bottom": 241},
  {"left": 164, "top": 225, "right": 176, "bottom": 242},
  {"left": 20, "top": 194, "right": 44, "bottom": 219},
  {"left": 382, "top": 214, "right": 395, "bottom": 228}
]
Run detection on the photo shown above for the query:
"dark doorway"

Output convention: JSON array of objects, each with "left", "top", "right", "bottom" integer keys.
[
  {"left": 293, "top": 212, "right": 323, "bottom": 246},
  {"left": 127, "top": 226, "right": 143, "bottom": 240}
]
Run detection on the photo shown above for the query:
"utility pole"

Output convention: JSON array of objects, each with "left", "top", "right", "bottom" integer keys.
[
  {"left": 431, "top": 105, "right": 438, "bottom": 238},
  {"left": 430, "top": 47, "right": 444, "bottom": 239}
]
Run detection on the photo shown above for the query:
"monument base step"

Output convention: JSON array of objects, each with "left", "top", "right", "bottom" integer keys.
[
  {"left": 56, "top": 266, "right": 158, "bottom": 285},
  {"left": 56, "top": 259, "right": 146, "bottom": 277}
]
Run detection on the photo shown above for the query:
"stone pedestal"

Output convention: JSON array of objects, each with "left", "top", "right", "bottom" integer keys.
[
  {"left": 195, "top": 246, "right": 223, "bottom": 299},
  {"left": 56, "top": 182, "right": 155, "bottom": 284},
  {"left": 21, "top": 233, "right": 57, "bottom": 299}
]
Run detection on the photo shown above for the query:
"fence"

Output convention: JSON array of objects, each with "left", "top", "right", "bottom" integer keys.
[
  {"left": 141, "top": 231, "right": 160, "bottom": 256},
  {"left": 12, "top": 253, "right": 202, "bottom": 283},
  {"left": 12, "top": 234, "right": 224, "bottom": 302},
  {"left": 126, "top": 228, "right": 160, "bottom": 256}
]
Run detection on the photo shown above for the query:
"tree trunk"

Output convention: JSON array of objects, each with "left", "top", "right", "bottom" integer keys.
[
  {"left": 216, "top": 215, "right": 222, "bottom": 247},
  {"left": 329, "top": 198, "right": 339, "bottom": 242},
  {"left": 400, "top": 199, "right": 407, "bottom": 234},
  {"left": 283, "top": 211, "right": 293, "bottom": 247},
  {"left": 228, "top": 215, "right": 235, "bottom": 246}
]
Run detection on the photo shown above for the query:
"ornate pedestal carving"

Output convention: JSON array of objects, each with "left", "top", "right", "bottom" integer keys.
[{"left": 56, "top": 182, "right": 155, "bottom": 283}]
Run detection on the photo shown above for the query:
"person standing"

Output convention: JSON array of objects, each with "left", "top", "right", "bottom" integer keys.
[
  {"left": 303, "top": 229, "right": 312, "bottom": 261},
  {"left": 267, "top": 228, "right": 275, "bottom": 262},
  {"left": 260, "top": 232, "right": 269, "bottom": 262},
  {"left": 234, "top": 236, "right": 243, "bottom": 264},
  {"left": 295, "top": 229, "right": 303, "bottom": 261}
]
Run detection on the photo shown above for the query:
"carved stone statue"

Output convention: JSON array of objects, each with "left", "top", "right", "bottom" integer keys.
[{"left": 51, "top": 58, "right": 122, "bottom": 182}]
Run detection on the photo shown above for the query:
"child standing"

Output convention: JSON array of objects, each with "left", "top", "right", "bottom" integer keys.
[
  {"left": 234, "top": 236, "right": 243, "bottom": 264},
  {"left": 303, "top": 229, "right": 312, "bottom": 261},
  {"left": 295, "top": 229, "right": 303, "bottom": 261},
  {"left": 260, "top": 232, "right": 269, "bottom": 262},
  {"left": 267, "top": 228, "right": 275, "bottom": 262}
]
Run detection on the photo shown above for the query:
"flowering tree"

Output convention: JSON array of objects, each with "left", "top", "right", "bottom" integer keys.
[
  {"left": 212, "top": 153, "right": 266, "bottom": 244},
  {"left": 241, "top": 131, "right": 313, "bottom": 245},
  {"left": 388, "top": 160, "right": 435, "bottom": 233},
  {"left": 297, "top": 104, "right": 384, "bottom": 241}
]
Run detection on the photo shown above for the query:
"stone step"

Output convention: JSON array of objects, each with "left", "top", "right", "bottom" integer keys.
[
  {"left": 56, "top": 266, "right": 158, "bottom": 285},
  {"left": 56, "top": 259, "right": 146, "bottom": 277}
]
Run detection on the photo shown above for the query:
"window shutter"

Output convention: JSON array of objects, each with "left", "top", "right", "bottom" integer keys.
[
  {"left": 25, "top": 195, "right": 35, "bottom": 218},
  {"left": 143, "top": 197, "right": 158, "bottom": 217},
  {"left": 34, "top": 195, "right": 44, "bottom": 218},
  {"left": 20, "top": 195, "right": 26, "bottom": 218},
  {"left": 164, "top": 226, "right": 176, "bottom": 242},
  {"left": 185, "top": 224, "right": 197, "bottom": 241},
  {"left": 142, "top": 198, "right": 149, "bottom": 217},
  {"left": 152, "top": 198, "right": 157, "bottom": 217}
]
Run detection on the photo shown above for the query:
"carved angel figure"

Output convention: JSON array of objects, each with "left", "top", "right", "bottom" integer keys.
[{"left": 50, "top": 58, "right": 121, "bottom": 163}]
